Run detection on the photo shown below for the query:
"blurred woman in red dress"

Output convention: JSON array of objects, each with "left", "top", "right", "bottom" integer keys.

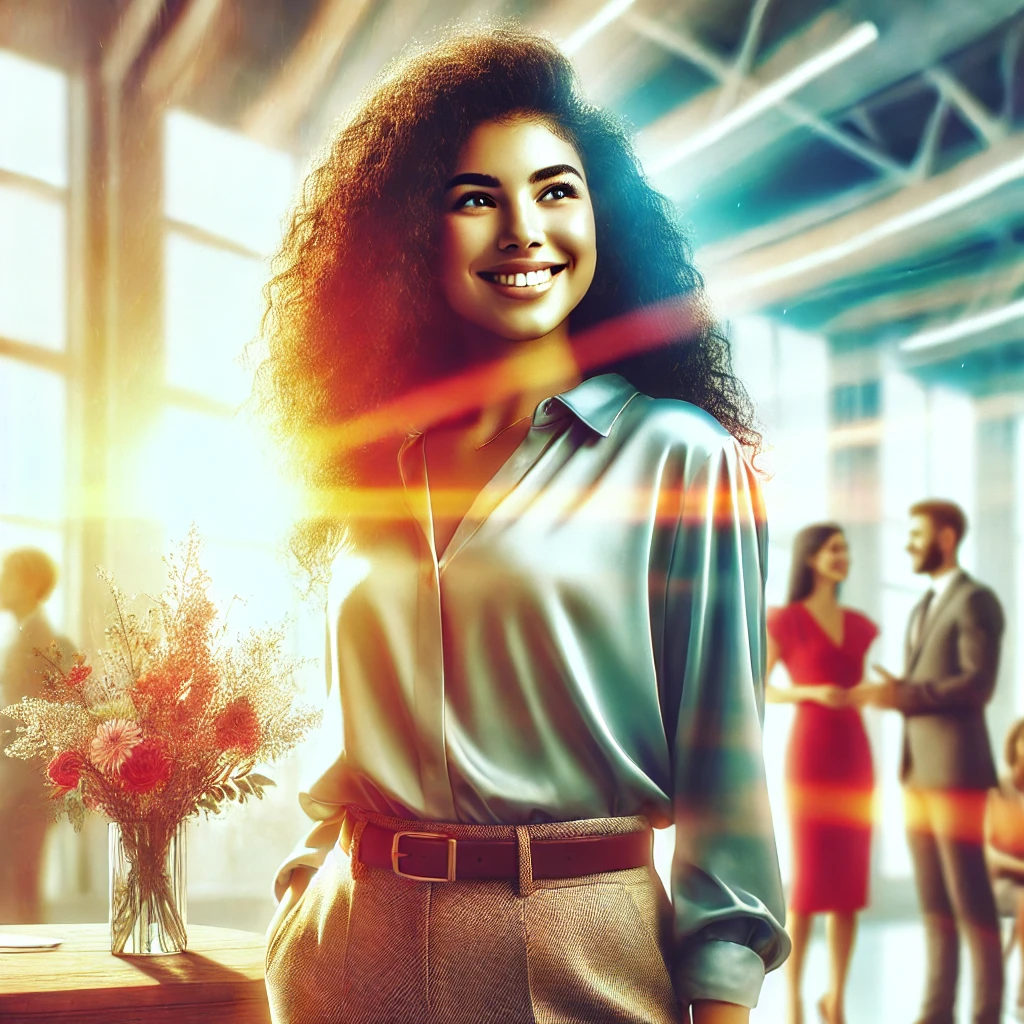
[{"left": 766, "top": 523, "right": 878, "bottom": 1024}]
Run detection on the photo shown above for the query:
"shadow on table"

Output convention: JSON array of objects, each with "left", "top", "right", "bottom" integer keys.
[{"left": 117, "top": 949, "right": 264, "bottom": 986}]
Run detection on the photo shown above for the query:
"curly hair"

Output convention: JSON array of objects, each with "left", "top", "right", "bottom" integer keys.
[{"left": 254, "top": 26, "right": 760, "bottom": 581}]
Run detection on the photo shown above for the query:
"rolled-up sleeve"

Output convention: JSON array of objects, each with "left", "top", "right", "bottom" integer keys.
[{"left": 660, "top": 435, "right": 790, "bottom": 1008}]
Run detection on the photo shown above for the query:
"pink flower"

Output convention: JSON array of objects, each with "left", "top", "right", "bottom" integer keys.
[{"left": 89, "top": 719, "right": 143, "bottom": 773}]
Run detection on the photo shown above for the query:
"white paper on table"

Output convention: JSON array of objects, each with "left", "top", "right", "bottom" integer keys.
[{"left": 0, "top": 932, "right": 63, "bottom": 952}]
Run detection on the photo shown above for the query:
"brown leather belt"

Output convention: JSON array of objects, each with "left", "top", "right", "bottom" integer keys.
[{"left": 356, "top": 822, "right": 653, "bottom": 883}]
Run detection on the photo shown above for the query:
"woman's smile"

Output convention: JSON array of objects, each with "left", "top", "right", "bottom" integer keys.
[{"left": 477, "top": 260, "right": 568, "bottom": 296}]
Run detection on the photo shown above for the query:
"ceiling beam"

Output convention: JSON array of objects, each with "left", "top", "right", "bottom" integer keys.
[
  {"left": 634, "top": 8, "right": 867, "bottom": 182},
  {"left": 626, "top": 11, "right": 903, "bottom": 182},
  {"left": 140, "top": 0, "right": 226, "bottom": 108},
  {"left": 302, "top": 0, "right": 436, "bottom": 147},
  {"left": 524, "top": 0, "right": 654, "bottom": 106},
  {"left": 101, "top": 0, "right": 167, "bottom": 87},
  {"left": 242, "top": 0, "right": 375, "bottom": 147},
  {"left": 633, "top": 0, "right": 1024, "bottom": 195},
  {"left": 703, "top": 132, "right": 1024, "bottom": 313},
  {"left": 525, "top": 0, "right": 625, "bottom": 45},
  {"left": 823, "top": 262, "right": 1024, "bottom": 334},
  {"left": 926, "top": 66, "right": 1006, "bottom": 147},
  {"left": 710, "top": 0, "right": 773, "bottom": 119}
]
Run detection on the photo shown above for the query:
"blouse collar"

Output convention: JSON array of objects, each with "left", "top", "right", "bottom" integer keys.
[{"left": 533, "top": 373, "right": 640, "bottom": 437}]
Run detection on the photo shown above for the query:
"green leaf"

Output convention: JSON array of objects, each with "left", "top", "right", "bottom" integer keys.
[{"left": 246, "top": 773, "right": 275, "bottom": 789}]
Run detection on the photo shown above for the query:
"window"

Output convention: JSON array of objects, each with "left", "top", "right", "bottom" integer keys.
[
  {"left": 158, "top": 109, "right": 299, "bottom": 617},
  {"left": 0, "top": 50, "right": 70, "bottom": 632},
  {"left": 155, "top": 110, "right": 318, "bottom": 917},
  {"left": 831, "top": 379, "right": 881, "bottom": 425}
]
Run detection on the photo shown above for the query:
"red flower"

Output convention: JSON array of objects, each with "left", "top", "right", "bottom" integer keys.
[
  {"left": 64, "top": 661, "right": 92, "bottom": 687},
  {"left": 47, "top": 750, "right": 85, "bottom": 795},
  {"left": 118, "top": 739, "right": 173, "bottom": 794},
  {"left": 214, "top": 699, "right": 261, "bottom": 756}
]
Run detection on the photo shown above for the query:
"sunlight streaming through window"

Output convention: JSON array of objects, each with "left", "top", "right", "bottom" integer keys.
[
  {"left": 0, "top": 49, "right": 67, "bottom": 188},
  {"left": 165, "top": 232, "right": 266, "bottom": 404},
  {"left": 143, "top": 406, "right": 297, "bottom": 546},
  {"left": 0, "top": 357, "right": 66, "bottom": 521},
  {"left": 0, "top": 185, "right": 66, "bottom": 348},
  {"left": 164, "top": 110, "right": 296, "bottom": 255}
]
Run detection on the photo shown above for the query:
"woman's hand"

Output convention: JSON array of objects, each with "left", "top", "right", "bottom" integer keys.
[
  {"left": 691, "top": 999, "right": 750, "bottom": 1023},
  {"left": 266, "top": 865, "right": 315, "bottom": 948},
  {"left": 802, "top": 684, "right": 850, "bottom": 708}
]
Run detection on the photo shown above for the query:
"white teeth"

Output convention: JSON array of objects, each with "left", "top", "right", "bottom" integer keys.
[{"left": 490, "top": 267, "right": 556, "bottom": 287}]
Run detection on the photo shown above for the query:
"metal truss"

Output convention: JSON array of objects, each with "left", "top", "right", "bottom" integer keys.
[{"left": 624, "top": 3, "right": 1024, "bottom": 191}]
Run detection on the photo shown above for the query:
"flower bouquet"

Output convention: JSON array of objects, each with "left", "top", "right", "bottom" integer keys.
[{"left": 1, "top": 529, "right": 321, "bottom": 954}]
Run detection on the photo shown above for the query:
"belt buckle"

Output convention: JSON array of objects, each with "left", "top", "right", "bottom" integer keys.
[{"left": 391, "top": 830, "right": 457, "bottom": 882}]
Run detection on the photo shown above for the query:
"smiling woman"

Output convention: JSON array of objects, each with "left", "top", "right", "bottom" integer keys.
[{"left": 257, "top": 26, "right": 788, "bottom": 1024}]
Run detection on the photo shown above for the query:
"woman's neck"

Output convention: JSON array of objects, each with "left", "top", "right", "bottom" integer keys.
[
  {"left": 803, "top": 580, "right": 838, "bottom": 610},
  {"left": 453, "top": 325, "right": 581, "bottom": 449}
]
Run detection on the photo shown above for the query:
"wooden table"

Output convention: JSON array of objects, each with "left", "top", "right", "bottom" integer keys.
[{"left": 0, "top": 923, "right": 272, "bottom": 1023}]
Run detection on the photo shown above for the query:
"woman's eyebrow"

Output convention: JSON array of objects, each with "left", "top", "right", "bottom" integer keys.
[
  {"left": 443, "top": 164, "right": 584, "bottom": 191},
  {"left": 529, "top": 163, "right": 583, "bottom": 183},
  {"left": 444, "top": 172, "right": 500, "bottom": 190}
]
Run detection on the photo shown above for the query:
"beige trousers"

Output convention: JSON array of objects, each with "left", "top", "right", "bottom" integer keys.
[{"left": 266, "top": 811, "right": 681, "bottom": 1024}]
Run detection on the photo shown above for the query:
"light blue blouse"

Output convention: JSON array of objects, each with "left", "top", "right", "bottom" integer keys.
[{"left": 279, "top": 372, "right": 789, "bottom": 1008}]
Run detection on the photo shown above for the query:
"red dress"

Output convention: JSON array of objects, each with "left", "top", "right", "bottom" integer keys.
[{"left": 767, "top": 603, "right": 878, "bottom": 914}]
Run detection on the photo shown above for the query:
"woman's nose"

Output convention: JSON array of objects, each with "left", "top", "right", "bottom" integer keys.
[{"left": 498, "top": 197, "right": 543, "bottom": 250}]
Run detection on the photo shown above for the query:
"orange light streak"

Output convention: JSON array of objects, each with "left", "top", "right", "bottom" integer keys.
[
  {"left": 307, "top": 293, "right": 702, "bottom": 454},
  {"left": 308, "top": 480, "right": 765, "bottom": 529}
]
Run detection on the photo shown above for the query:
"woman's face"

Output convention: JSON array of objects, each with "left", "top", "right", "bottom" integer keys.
[
  {"left": 809, "top": 532, "right": 850, "bottom": 585},
  {"left": 437, "top": 117, "right": 597, "bottom": 345}
]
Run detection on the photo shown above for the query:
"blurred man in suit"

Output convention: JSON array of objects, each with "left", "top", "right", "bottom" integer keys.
[
  {"left": 858, "top": 500, "right": 1004, "bottom": 1024},
  {"left": 0, "top": 548, "right": 74, "bottom": 923}
]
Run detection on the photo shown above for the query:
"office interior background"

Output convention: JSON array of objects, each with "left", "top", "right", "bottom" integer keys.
[{"left": 2, "top": 0, "right": 1023, "bottom": 1018}]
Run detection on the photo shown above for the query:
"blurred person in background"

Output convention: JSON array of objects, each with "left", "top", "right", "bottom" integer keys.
[
  {"left": 858, "top": 500, "right": 1004, "bottom": 1024},
  {"left": 257, "top": 26, "right": 788, "bottom": 1024},
  {"left": 984, "top": 718, "right": 1024, "bottom": 1022},
  {"left": 766, "top": 523, "right": 878, "bottom": 1024},
  {"left": 0, "top": 547, "right": 73, "bottom": 923}
]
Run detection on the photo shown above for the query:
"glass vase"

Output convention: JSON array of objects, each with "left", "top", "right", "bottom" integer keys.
[{"left": 108, "top": 819, "right": 188, "bottom": 955}]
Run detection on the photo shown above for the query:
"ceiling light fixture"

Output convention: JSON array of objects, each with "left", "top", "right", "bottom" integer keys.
[
  {"left": 899, "top": 296, "right": 1024, "bottom": 352},
  {"left": 561, "top": 0, "right": 636, "bottom": 56},
  {"left": 650, "top": 21, "right": 879, "bottom": 174}
]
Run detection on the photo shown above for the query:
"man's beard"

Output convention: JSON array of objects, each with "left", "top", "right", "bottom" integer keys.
[{"left": 915, "top": 540, "right": 944, "bottom": 573}]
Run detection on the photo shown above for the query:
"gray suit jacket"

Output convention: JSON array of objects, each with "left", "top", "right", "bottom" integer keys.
[{"left": 897, "top": 570, "right": 1003, "bottom": 790}]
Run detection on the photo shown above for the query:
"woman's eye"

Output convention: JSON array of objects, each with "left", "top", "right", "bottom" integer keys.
[
  {"left": 454, "top": 193, "right": 496, "bottom": 210},
  {"left": 540, "top": 182, "right": 579, "bottom": 201}
]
